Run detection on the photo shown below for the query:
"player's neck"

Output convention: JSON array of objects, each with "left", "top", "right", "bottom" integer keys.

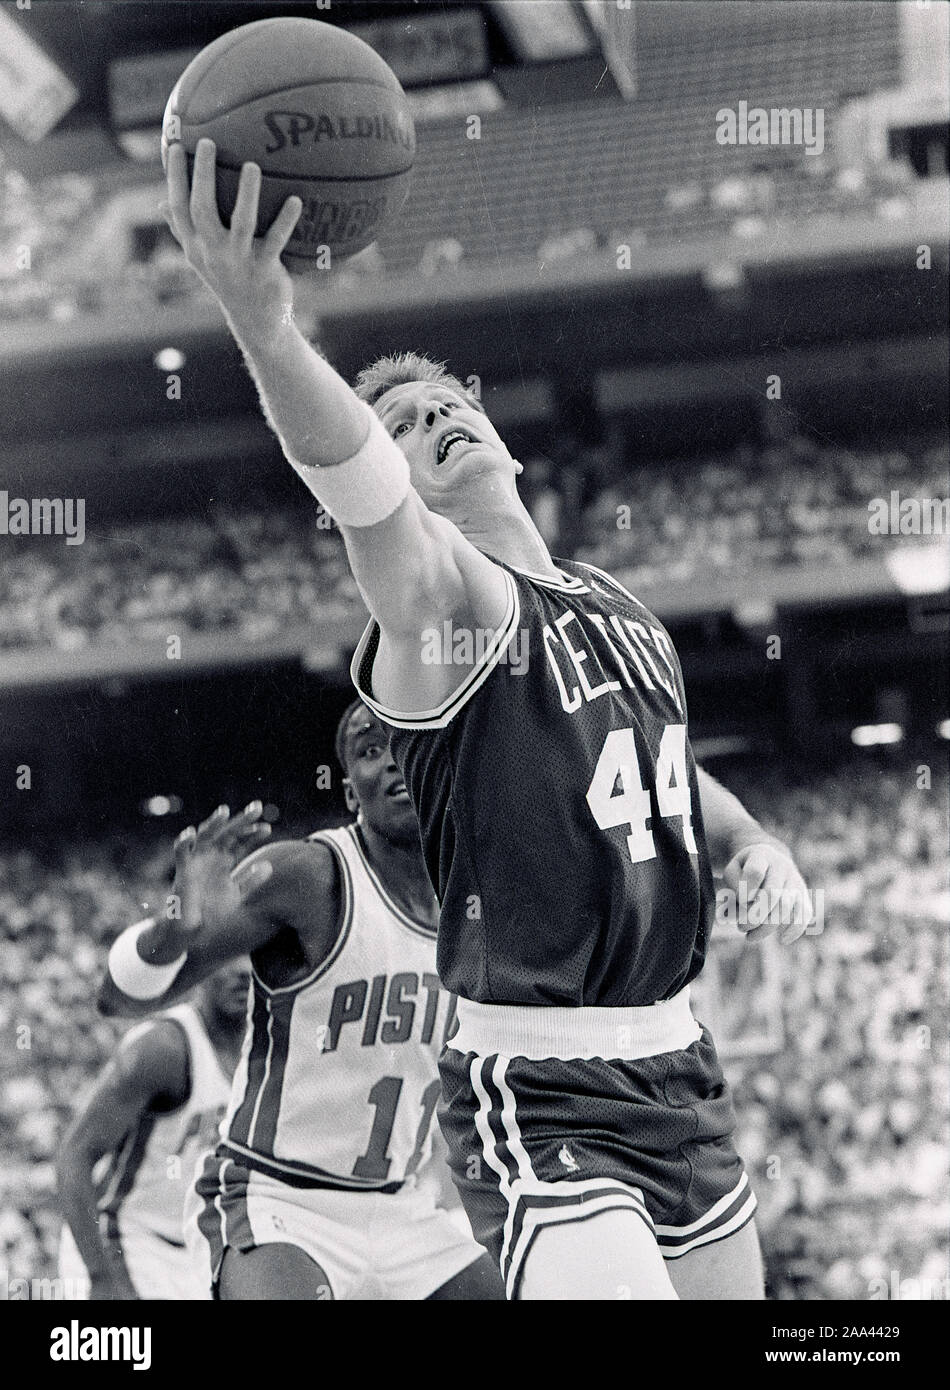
[
  {"left": 355, "top": 819, "right": 439, "bottom": 928},
  {"left": 454, "top": 492, "right": 561, "bottom": 577}
]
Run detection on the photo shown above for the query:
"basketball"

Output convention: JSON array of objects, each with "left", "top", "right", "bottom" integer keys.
[{"left": 161, "top": 17, "right": 416, "bottom": 267}]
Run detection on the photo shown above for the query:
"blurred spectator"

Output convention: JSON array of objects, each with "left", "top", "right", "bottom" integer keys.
[{"left": 3, "top": 433, "right": 944, "bottom": 655}]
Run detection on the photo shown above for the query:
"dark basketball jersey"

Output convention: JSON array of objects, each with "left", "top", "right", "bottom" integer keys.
[{"left": 352, "top": 557, "right": 715, "bottom": 1007}]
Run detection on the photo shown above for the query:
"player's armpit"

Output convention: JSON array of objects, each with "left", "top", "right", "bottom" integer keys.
[
  {"left": 345, "top": 492, "right": 511, "bottom": 713},
  {"left": 341, "top": 487, "right": 509, "bottom": 639}
]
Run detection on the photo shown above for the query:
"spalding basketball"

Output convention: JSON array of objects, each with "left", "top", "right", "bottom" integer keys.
[{"left": 162, "top": 17, "right": 415, "bottom": 267}]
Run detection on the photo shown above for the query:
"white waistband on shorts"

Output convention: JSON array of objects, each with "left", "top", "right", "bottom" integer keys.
[{"left": 447, "top": 986, "right": 702, "bottom": 1062}]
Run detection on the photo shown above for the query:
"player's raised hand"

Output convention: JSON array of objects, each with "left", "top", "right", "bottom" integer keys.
[
  {"left": 162, "top": 138, "right": 303, "bottom": 349},
  {"left": 722, "top": 840, "right": 814, "bottom": 945},
  {"left": 172, "top": 801, "right": 273, "bottom": 936}
]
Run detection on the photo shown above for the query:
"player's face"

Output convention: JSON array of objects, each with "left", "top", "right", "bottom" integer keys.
[
  {"left": 343, "top": 710, "right": 418, "bottom": 843},
  {"left": 205, "top": 961, "right": 251, "bottom": 1022},
  {"left": 373, "top": 381, "right": 517, "bottom": 510}
]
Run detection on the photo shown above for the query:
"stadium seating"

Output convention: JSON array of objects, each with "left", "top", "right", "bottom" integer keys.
[
  {"left": 1, "top": 433, "right": 944, "bottom": 654},
  {"left": 0, "top": 2, "right": 908, "bottom": 323}
]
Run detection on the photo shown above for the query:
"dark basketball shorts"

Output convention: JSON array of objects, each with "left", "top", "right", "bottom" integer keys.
[{"left": 439, "top": 1014, "right": 756, "bottom": 1299}]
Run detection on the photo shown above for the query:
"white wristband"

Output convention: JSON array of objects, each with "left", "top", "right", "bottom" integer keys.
[
  {"left": 108, "top": 919, "right": 187, "bottom": 1001},
  {"left": 287, "top": 403, "right": 411, "bottom": 528}
]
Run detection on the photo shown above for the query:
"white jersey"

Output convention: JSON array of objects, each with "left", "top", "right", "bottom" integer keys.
[
  {"left": 219, "top": 822, "right": 456, "bottom": 1192},
  {"left": 97, "top": 1003, "right": 230, "bottom": 1244}
]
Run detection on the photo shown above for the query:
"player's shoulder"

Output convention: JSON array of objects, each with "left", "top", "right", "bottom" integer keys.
[
  {"left": 499, "top": 555, "right": 591, "bottom": 597},
  {"left": 565, "top": 558, "right": 646, "bottom": 610},
  {"left": 235, "top": 833, "right": 339, "bottom": 890},
  {"left": 111, "top": 1014, "right": 192, "bottom": 1102},
  {"left": 233, "top": 833, "right": 343, "bottom": 947}
]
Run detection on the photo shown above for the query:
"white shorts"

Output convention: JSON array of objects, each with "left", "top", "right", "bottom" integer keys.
[
  {"left": 186, "top": 1149, "right": 486, "bottom": 1300},
  {"left": 58, "top": 1220, "right": 210, "bottom": 1300}
]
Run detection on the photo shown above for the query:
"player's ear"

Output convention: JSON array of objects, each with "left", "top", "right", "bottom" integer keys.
[{"left": 342, "top": 778, "right": 359, "bottom": 814}]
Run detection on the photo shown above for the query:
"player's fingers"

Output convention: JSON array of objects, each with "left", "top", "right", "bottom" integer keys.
[
  {"left": 779, "top": 880, "right": 813, "bottom": 944},
  {"left": 196, "top": 804, "right": 230, "bottom": 840},
  {"left": 159, "top": 202, "right": 183, "bottom": 248},
  {"left": 233, "top": 857, "right": 273, "bottom": 897},
  {"left": 230, "top": 161, "right": 262, "bottom": 248},
  {"left": 173, "top": 826, "right": 196, "bottom": 873},
  {"left": 780, "top": 915, "right": 809, "bottom": 946},
  {"left": 213, "top": 799, "right": 264, "bottom": 845},
  {"left": 740, "top": 894, "right": 780, "bottom": 942},
  {"left": 776, "top": 886, "right": 802, "bottom": 926},
  {"left": 738, "top": 847, "right": 771, "bottom": 898},
  {"left": 189, "top": 138, "right": 224, "bottom": 238},
  {"left": 164, "top": 143, "right": 194, "bottom": 244},
  {"left": 263, "top": 194, "right": 303, "bottom": 258},
  {"left": 229, "top": 822, "right": 273, "bottom": 853}
]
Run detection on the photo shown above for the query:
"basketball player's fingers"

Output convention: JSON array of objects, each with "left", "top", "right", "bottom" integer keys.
[
  {"left": 739, "top": 896, "right": 780, "bottom": 942},
  {"left": 212, "top": 800, "right": 264, "bottom": 845},
  {"left": 738, "top": 847, "right": 771, "bottom": 898},
  {"left": 196, "top": 805, "right": 230, "bottom": 840},
  {"left": 230, "top": 161, "right": 263, "bottom": 248},
  {"left": 173, "top": 826, "right": 196, "bottom": 874},
  {"left": 164, "top": 144, "right": 194, "bottom": 244},
  {"left": 233, "top": 857, "right": 273, "bottom": 897},
  {"left": 779, "top": 905, "right": 809, "bottom": 945},
  {"left": 720, "top": 853, "right": 742, "bottom": 895},
  {"left": 226, "top": 822, "right": 273, "bottom": 855},
  {"left": 159, "top": 202, "right": 182, "bottom": 248},
  {"left": 263, "top": 195, "right": 303, "bottom": 257},
  {"left": 779, "top": 883, "right": 813, "bottom": 943},
  {"left": 757, "top": 858, "right": 807, "bottom": 911},
  {"left": 777, "top": 861, "right": 810, "bottom": 906},
  {"left": 189, "top": 138, "right": 224, "bottom": 238}
]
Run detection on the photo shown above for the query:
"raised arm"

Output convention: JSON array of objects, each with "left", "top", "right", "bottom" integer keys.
[
  {"left": 57, "top": 1021, "right": 189, "bottom": 1299},
  {"left": 162, "top": 140, "right": 509, "bottom": 706},
  {"left": 98, "top": 804, "right": 340, "bottom": 1018}
]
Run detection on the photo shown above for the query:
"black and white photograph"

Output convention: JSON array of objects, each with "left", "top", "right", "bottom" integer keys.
[{"left": 0, "top": 0, "right": 947, "bottom": 1342}]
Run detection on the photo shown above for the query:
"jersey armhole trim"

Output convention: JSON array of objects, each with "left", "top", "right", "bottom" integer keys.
[
  {"left": 249, "top": 836, "right": 354, "bottom": 997},
  {"left": 508, "top": 561, "right": 589, "bottom": 593},
  {"left": 350, "top": 569, "right": 520, "bottom": 730},
  {"left": 572, "top": 559, "right": 643, "bottom": 609}
]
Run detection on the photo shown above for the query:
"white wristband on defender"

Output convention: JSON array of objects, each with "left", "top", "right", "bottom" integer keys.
[
  {"left": 287, "top": 403, "right": 411, "bottom": 527},
  {"left": 108, "top": 919, "right": 187, "bottom": 1000}
]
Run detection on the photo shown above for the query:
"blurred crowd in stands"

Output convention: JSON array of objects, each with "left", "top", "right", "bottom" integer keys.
[
  {"left": 0, "top": 143, "right": 926, "bottom": 325},
  {"left": 1, "top": 751, "right": 946, "bottom": 1298},
  {"left": 1, "top": 432, "right": 945, "bottom": 654}
]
